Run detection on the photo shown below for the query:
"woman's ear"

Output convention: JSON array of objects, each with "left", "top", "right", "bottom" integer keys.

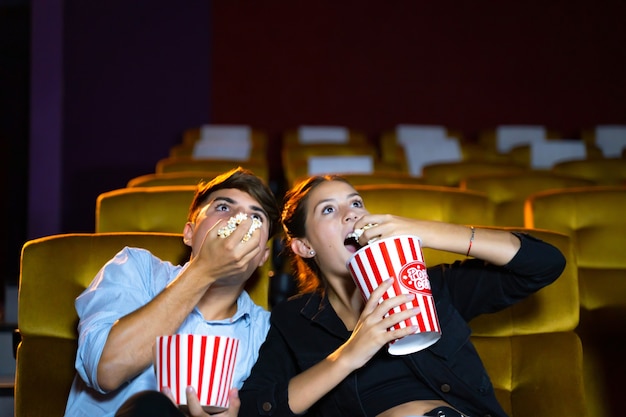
[{"left": 291, "top": 238, "right": 315, "bottom": 258}]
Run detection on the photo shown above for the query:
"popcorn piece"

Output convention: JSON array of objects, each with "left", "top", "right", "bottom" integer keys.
[
  {"left": 217, "top": 213, "right": 263, "bottom": 242},
  {"left": 242, "top": 217, "right": 263, "bottom": 242},
  {"left": 217, "top": 213, "right": 249, "bottom": 238},
  {"left": 347, "top": 223, "right": 378, "bottom": 240}
]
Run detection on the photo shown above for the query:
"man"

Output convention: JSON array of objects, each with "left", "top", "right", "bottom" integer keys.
[{"left": 64, "top": 167, "right": 280, "bottom": 417}]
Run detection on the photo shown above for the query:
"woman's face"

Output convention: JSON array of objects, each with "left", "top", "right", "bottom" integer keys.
[{"left": 301, "top": 180, "right": 369, "bottom": 278}]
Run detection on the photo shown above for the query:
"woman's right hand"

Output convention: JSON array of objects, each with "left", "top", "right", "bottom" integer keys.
[
  {"left": 340, "top": 279, "right": 420, "bottom": 369},
  {"left": 286, "top": 279, "right": 421, "bottom": 414}
]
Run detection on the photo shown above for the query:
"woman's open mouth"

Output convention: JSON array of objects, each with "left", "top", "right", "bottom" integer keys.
[{"left": 344, "top": 235, "right": 362, "bottom": 254}]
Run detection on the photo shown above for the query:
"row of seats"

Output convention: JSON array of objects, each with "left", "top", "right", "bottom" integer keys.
[
  {"left": 15, "top": 123, "right": 626, "bottom": 416},
  {"left": 127, "top": 159, "right": 625, "bottom": 228},
  {"left": 165, "top": 123, "right": 626, "bottom": 187},
  {"left": 526, "top": 186, "right": 626, "bottom": 417},
  {"left": 16, "top": 190, "right": 584, "bottom": 416}
]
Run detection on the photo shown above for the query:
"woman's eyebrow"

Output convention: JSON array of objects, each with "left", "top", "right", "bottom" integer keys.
[
  {"left": 313, "top": 197, "right": 337, "bottom": 211},
  {"left": 313, "top": 192, "right": 360, "bottom": 211}
]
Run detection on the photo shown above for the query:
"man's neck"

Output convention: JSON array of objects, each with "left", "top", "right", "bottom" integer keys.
[{"left": 197, "top": 286, "right": 242, "bottom": 321}]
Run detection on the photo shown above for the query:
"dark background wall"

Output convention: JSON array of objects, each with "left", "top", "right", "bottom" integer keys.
[
  {"left": 2, "top": 0, "right": 626, "bottom": 291},
  {"left": 210, "top": 0, "right": 626, "bottom": 138},
  {"left": 60, "top": 1, "right": 211, "bottom": 233},
  {"left": 1, "top": 1, "right": 30, "bottom": 292}
]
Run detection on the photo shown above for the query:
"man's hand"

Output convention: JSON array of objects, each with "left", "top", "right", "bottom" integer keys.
[
  {"left": 190, "top": 217, "right": 263, "bottom": 287},
  {"left": 163, "top": 386, "right": 240, "bottom": 417}
]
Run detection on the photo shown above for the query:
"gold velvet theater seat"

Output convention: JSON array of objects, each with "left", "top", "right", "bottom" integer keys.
[
  {"left": 282, "top": 127, "right": 369, "bottom": 149},
  {"left": 525, "top": 185, "right": 626, "bottom": 416},
  {"left": 354, "top": 184, "right": 496, "bottom": 227},
  {"left": 95, "top": 186, "right": 270, "bottom": 309},
  {"left": 96, "top": 186, "right": 195, "bottom": 234},
  {"left": 292, "top": 172, "right": 426, "bottom": 188},
  {"left": 460, "top": 171, "right": 595, "bottom": 226},
  {"left": 335, "top": 173, "right": 426, "bottom": 186},
  {"left": 378, "top": 126, "right": 466, "bottom": 166},
  {"left": 154, "top": 157, "right": 270, "bottom": 183},
  {"left": 551, "top": 157, "right": 626, "bottom": 185},
  {"left": 282, "top": 142, "right": 403, "bottom": 187},
  {"left": 126, "top": 171, "right": 223, "bottom": 187},
  {"left": 427, "top": 228, "right": 585, "bottom": 417},
  {"left": 15, "top": 232, "right": 191, "bottom": 417},
  {"left": 171, "top": 129, "right": 268, "bottom": 160},
  {"left": 420, "top": 161, "right": 528, "bottom": 187},
  {"left": 181, "top": 125, "right": 268, "bottom": 149}
]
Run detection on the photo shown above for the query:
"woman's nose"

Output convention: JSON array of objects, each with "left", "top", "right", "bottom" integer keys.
[{"left": 344, "top": 211, "right": 360, "bottom": 222}]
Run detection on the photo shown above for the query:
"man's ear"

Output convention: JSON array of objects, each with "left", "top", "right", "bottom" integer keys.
[
  {"left": 257, "top": 245, "right": 271, "bottom": 267},
  {"left": 291, "top": 238, "right": 315, "bottom": 258},
  {"left": 183, "top": 222, "right": 194, "bottom": 247}
]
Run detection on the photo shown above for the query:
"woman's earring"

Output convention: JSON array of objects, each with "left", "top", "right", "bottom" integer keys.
[{"left": 309, "top": 250, "right": 316, "bottom": 256}]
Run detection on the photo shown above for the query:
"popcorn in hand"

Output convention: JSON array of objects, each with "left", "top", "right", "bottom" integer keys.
[{"left": 217, "top": 213, "right": 262, "bottom": 242}]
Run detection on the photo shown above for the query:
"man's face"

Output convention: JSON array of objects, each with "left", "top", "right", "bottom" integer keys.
[{"left": 184, "top": 188, "right": 271, "bottom": 261}]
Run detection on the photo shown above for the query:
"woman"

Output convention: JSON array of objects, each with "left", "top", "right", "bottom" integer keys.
[{"left": 239, "top": 175, "right": 565, "bottom": 417}]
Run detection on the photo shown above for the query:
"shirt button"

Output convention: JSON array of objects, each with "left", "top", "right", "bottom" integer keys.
[
  {"left": 440, "top": 383, "right": 451, "bottom": 392},
  {"left": 262, "top": 402, "right": 272, "bottom": 412}
]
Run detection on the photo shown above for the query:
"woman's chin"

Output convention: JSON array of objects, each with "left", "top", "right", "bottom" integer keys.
[{"left": 345, "top": 245, "right": 358, "bottom": 255}]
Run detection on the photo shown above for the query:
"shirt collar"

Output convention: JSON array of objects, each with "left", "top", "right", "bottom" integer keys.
[
  {"left": 301, "top": 291, "right": 350, "bottom": 339},
  {"left": 195, "top": 291, "right": 254, "bottom": 326}
]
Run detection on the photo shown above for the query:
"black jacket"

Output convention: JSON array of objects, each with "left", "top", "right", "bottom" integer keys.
[{"left": 240, "top": 233, "right": 565, "bottom": 417}]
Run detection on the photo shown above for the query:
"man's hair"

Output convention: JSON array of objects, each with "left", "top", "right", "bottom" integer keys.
[{"left": 188, "top": 167, "right": 280, "bottom": 238}]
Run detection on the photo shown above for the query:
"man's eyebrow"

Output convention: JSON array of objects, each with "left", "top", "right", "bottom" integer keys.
[
  {"left": 249, "top": 204, "right": 269, "bottom": 220},
  {"left": 212, "top": 196, "right": 235, "bottom": 204}
]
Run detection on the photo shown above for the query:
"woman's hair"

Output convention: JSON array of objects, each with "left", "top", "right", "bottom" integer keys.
[
  {"left": 281, "top": 174, "right": 352, "bottom": 293},
  {"left": 188, "top": 167, "right": 280, "bottom": 238}
]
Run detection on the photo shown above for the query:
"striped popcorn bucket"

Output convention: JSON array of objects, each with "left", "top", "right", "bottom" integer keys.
[
  {"left": 347, "top": 235, "right": 441, "bottom": 355},
  {"left": 155, "top": 334, "right": 239, "bottom": 413}
]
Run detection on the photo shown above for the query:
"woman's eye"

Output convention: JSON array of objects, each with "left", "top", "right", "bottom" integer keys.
[
  {"left": 216, "top": 204, "right": 229, "bottom": 212},
  {"left": 322, "top": 206, "right": 335, "bottom": 215},
  {"left": 352, "top": 200, "right": 364, "bottom": 208},
  {"left": 251, "top": 213, "right": 263, "bottom": 221}
]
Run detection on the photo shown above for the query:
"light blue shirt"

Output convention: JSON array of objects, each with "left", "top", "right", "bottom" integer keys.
[{"left": 64, "top": 247, "right": 270, "bottom": 417}]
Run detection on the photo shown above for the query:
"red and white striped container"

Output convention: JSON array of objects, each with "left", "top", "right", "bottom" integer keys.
[
  {"left": 155, "top": 334, "right": 239, "bottom": 412},
  {"left": 347, "top": 235, "right": 441, "bottom": 355}
]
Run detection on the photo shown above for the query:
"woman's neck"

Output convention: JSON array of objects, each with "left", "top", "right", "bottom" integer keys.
[{"left": 326, "top": 280, "right": 363, "bottom": 331}]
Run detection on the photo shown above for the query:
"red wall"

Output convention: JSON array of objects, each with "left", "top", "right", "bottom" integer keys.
[{"left": 209, "top": 1, "right": 626, "bottom": 141}]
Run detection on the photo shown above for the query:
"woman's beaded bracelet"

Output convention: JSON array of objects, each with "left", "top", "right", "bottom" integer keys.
[{"left": 466, "top": 226, "right": 475, "bottom": 257}]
